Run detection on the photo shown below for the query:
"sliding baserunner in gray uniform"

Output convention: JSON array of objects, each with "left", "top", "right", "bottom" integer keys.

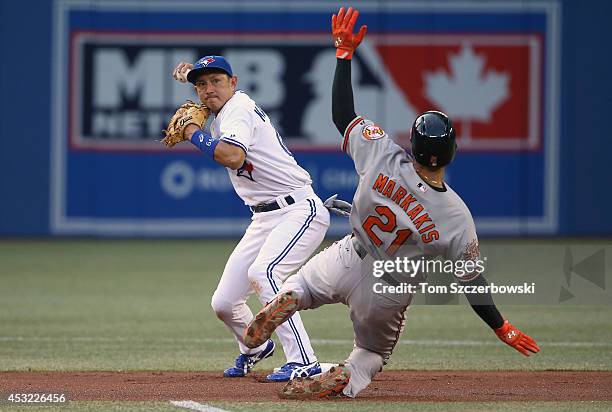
[{"left": 243, "top": 6, "right": 540, "bottom": 399}]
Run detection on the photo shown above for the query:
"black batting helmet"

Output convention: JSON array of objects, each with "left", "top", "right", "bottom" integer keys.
[{"left": 410, "top": 111, "right": 457, "bottom": 168}]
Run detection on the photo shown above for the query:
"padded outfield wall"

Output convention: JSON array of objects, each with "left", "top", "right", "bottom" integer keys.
[{"left": 0, "top": 0, "right": 610, "bottom": 237}]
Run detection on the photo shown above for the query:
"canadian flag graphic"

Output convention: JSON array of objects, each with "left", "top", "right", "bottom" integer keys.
[{"left": 375, "top": 35, "right": 542, "bottom": 151}]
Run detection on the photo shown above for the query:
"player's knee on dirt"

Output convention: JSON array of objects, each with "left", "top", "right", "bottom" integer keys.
[
  {"left": 210, "top": 292, "right": 235, "bottom": 321},
  {"left": 343, "top": 347, "right": 384, "bottom": 398}
]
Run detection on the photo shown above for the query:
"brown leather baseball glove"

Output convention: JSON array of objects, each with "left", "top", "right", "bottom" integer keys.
[{"left": 161, "top": 100, "right": 210, "bottom": 147}]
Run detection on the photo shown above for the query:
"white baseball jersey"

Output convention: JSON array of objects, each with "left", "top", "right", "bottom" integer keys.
[{"left": 209, "top": 91, "right": 312, "bottom": 206}]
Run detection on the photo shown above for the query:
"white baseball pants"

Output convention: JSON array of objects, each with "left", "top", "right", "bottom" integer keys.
[{"left": 211, "top": 189, "right": 330, "bottom": 365}]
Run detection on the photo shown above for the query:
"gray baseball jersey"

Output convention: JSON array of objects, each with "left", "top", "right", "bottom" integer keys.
[{"left": 343, "top": 116, "right": 481, "bottom": 282}]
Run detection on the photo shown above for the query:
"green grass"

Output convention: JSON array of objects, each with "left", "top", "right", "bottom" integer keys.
[
  {"left": 0, "top": 239, "right": 611, "bottom": 371},
  {"left": 216, "top": 402, "right": 612, "bottom": 412},
  {"left": 2, "top": 401, "right": 612, "bottom": 412},
  {"left": 1, "top": 239, "right": 611, "bottom": 411}
]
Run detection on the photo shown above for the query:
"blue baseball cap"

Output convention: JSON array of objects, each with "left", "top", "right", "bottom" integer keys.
[{"left": 187, "top": 55, "right": 233, "bottom": 84}]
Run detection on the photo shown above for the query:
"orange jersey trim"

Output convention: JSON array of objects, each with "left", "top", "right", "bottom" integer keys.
[{"left": 342, "top": 116, "right": 364, "bottom": 153}]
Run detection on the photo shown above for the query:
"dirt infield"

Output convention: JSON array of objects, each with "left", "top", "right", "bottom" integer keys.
[{"left": 2, "top": 371, "right": 611, "bottom": 402}]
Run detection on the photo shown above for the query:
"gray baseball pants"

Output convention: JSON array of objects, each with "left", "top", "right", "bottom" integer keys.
[{"left": 279, "top": 234, "right": 412, "bottom": 397}]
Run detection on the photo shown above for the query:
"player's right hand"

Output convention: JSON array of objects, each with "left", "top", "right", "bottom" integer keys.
[
  {"left": 494, "top": 320, "right": 541, "bottom": 356},
  {"left": 332, "top": 7, "right": 367, "bottom": 60},
  {"left": 172, "top": 61, "right": 193, "bottom": 83}
]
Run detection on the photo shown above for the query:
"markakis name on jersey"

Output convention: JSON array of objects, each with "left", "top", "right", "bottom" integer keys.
[{"left": 372, "top": 173, "right": 439, "bottom": 244}]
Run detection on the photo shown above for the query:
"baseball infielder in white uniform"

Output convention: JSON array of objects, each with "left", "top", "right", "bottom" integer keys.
[
  {"left": 171, "top": 55, "right": 329, "bottom": 381},
  {"left": 243, "top": 7, "right": 540, "bottom": 398}
]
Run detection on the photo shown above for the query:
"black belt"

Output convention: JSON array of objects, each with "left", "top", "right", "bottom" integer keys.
[{"left": 250, "top": 195, "right": 295, "bottom": 213}]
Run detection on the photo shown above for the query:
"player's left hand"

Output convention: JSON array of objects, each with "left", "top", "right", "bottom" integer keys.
[
  {"left": 323, "top": 194, "right": 352, "bottom": 217},
  {"left": 161, "top": 100, "right": 210, "bottom": 148},
  {"left": 332, "top": 7, "right": 367, "bottom": 60},
  {"left": 495, "top": 320, "right": 540, "bottom": 356}
]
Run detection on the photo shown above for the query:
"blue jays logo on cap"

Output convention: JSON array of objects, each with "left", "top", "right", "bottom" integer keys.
[
  {"left": 187, "top": 55, "right": 234, "bottom": 84},
  {"left": 198, "top": 56, "right": 216, "bottom": 67}
]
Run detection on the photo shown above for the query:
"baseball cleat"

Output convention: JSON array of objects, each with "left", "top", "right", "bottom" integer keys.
[
  {"left": 244, "top": 291, "right": 299, "bottom": 349},
  {"left": 278, "top": 365, "right": 350, "bottom": 399},
  {"left": 266, "top": 361, "right": 321, "bottom": 382},
  {"left": 223, "top": 339, "right": 275, "bottom": 378}
]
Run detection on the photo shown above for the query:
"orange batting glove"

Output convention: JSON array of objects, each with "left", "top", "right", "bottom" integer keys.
[
  {"left": 332, "top": 6, "right": 368, "bottom": 60},
  {"left": 495, "top": 320, "right": 541, "bottom": 356}
]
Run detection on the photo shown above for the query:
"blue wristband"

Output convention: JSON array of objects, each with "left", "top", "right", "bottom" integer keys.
[{"left": 190, "top": 129, "right": 219, "bottom": 158}]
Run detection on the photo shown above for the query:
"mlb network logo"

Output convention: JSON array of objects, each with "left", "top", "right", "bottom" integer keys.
[{"left": 67, "top": 33, "right": 542, "bottom": 153}]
